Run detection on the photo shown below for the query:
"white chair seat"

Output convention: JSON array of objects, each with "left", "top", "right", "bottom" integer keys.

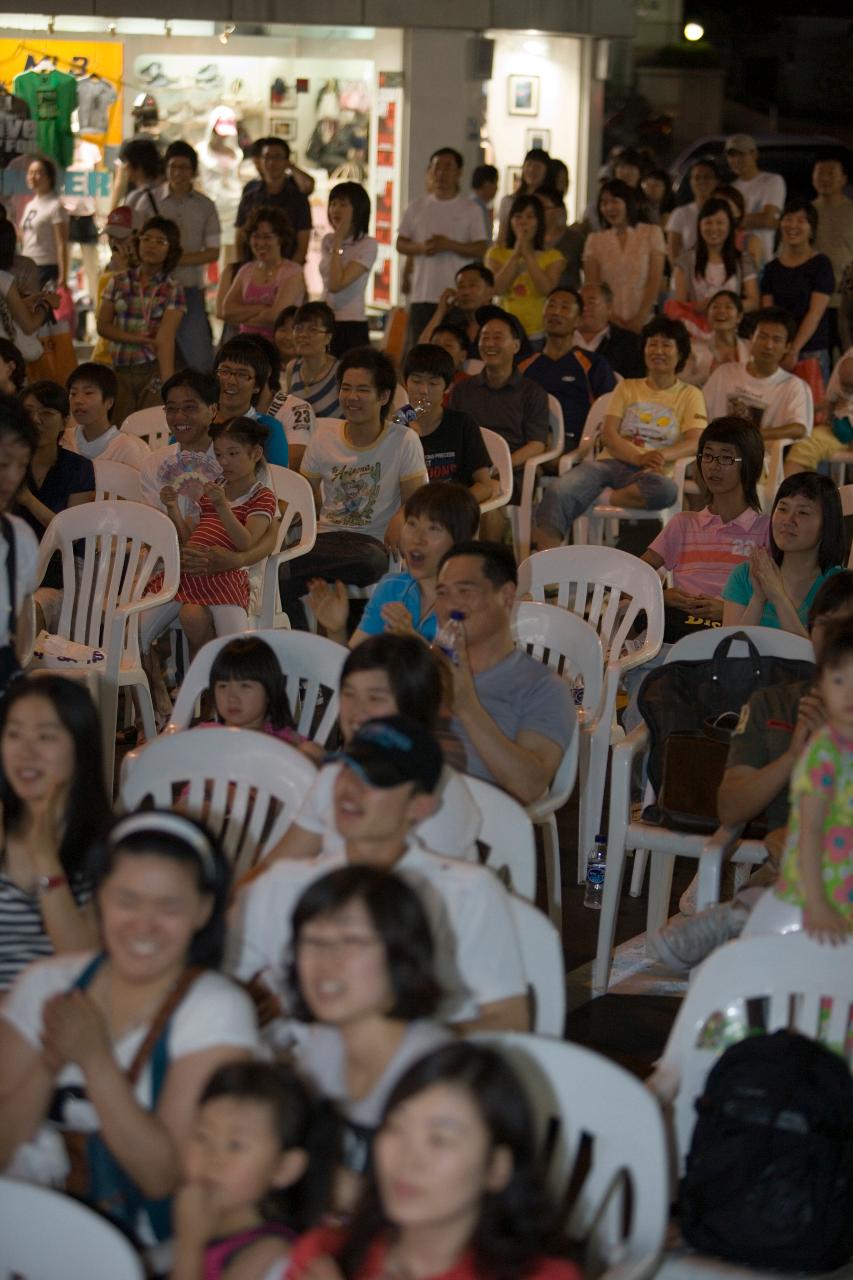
[{"left": 0, "top": 1176, "right": 145, "bottom": 1279}]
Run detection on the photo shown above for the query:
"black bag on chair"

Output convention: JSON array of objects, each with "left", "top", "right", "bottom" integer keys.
[{"left": 637, "top": 629, "right": 814, "bottom": 833}]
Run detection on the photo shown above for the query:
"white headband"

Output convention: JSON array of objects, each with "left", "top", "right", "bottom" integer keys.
[{"left": 109, "top": 811, "right": 217, "bottom": 883}]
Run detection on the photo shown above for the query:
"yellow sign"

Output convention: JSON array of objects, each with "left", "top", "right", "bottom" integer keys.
[{"left": 0, "top": 38, "right": 123, "bottom": 147}]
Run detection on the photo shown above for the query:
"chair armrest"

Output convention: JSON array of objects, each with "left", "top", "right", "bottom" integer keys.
[
  {"left": 581, "top": 660, "right": 620, "bottom": 740},
  {"left": 608, "top": 720, "right": 649, "bottom": 831},
  {"left": 558, "top": 445, "right": 586, "bottom": 476},
  {"left": 695, "top": 824, "right": 747, "bottom": 910}
]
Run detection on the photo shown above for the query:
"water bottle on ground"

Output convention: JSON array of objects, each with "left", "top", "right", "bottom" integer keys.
[
  {"left": 583, "top": 834, "right": 607, "bottom": 909},
  {"left": 434, "top": 610, "right": 465, "bottom": 664}
]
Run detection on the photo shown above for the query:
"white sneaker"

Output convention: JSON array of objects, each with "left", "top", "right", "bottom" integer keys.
[{"left": 649, "top": 901, "right": 749, "bottom": 973}]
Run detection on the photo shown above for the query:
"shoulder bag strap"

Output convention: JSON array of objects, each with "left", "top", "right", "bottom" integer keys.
[{"left": 126, "top": 966, "right": 203, "bottom": 1085}]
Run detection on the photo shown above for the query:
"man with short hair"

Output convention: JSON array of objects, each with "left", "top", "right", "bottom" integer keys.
[
  {"left": 704, "top": 307, "right": 812, "bottom": 465},
  {"left": 116, "top": 137, "right": 162, "bottom": 217},
  {"left": 213, "top": 337, "right": 293, "bottom": 467},
  {"left": 279, "top": 347, "right": 428, "bottom": 631},
  {"left": 228, "top": 715, "right": 530, "bottom": 1038},
  {"left": 134, "top": 140, "right": 220, "bottom": 372},
  {"left": 435, "top": 542, "right": 575, "bottom": 805},
  {"left": 812, "top": 153, "right": 853, "bottom": 356},
  {"left": 402, "top": 343, "right": 493, "bottom": 502},
  {"left": 725, "top": 134, "right": 786, "bottom": 266},
  {"left": 235, "top": 137, "right": 312, "bottom": 264},
  {"left": 470, "top": 162, "right": 498, "bottom": 241},
  {"left": 520, "top": 287, "right": 616, "bottom": 451},
  {"left": 64, "top": 362, "right": 150, "bottom": 468},
  {"left": 419, "top": 261, "right": 495, "bottom": 356},
  {"left": 574, "top": 282, "right": 645, "bottom": 378},
  {"left": 397, "top": 148, "right": 490, "bottom": 346}
]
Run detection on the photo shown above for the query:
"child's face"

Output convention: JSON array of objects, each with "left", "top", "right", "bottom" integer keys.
[
  {"left": 405, "top": 370, "right": 446, "bottom": 416},
  {"left": 400, "top": 511, "right": 454, "bottom": 581},
  {"left": 213, "top": 676, "right": 268, "bottom": 731},
  {"left": 68, "top": 379, "right": 111, "bottom": 429},
  {"left": 213, "top": 436, "right": 262, "bottom": 484},
  {"left": 339, "top": 670, "right": 398, "bottom": 743},
  {"left": 274, "top": 319, "right": 296, "bottom": 363},
  {"left": 184, "top": 1097, "right": 290, "bottom": 1212},
  {"left": 820, "top": 657, "right": 853, "bottom": 737}
]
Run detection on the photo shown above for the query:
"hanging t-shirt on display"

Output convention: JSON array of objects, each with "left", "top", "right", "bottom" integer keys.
[
  {"left": 13, "top": 69, "right": 77, "bottom": 168},
  {"left": 0, "top": 93, "right": 36, "bottom": 169},
  {"left": 74, "top": 75, "right": 117, "bottom": 135}
]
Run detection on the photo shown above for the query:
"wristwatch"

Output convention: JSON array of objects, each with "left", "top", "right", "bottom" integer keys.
[{"left": 36, "top": 873, "right": 68, "bottom": 894}]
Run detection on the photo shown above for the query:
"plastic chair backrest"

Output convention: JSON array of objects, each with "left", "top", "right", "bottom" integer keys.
[
  {"left": 167, "top": 629, "right": 347, "bottom": 744},
  {"left": 121, "top": 726, "right": 317, "bottom": 877},
  {"left": 512, "top": 599, "right": 604, "bottom": 721},
  {"left": 93, "top": 458, "right": 142, "bottom": 502},
  {"left": 517, "top": 545, "right": 665, "bottom": 668},
  {"left": 664, "top": 623, "right": 815, "bottom": 665},
  {"left": 653, "top": 932, "right": 853, "bottom": 1171},
  {"left": 471, "top": 1032, "right": 669, "bottom": 1277},
  {"left": 479, "top": 426, "right": 513, "bottom": 513},
  {"left": 35, "top": 501, "right": 180, "bottom": 669},
  {"left": 0, "top": 1176, "right": 145, "bottom": 1280},
  {"left": 505, "top": 897, "right": 566, "bottom": 1035},
  {"left": 122, "top": 404, "right": 170, "bottom": 449},
  {"left": 461, "top": 775, "right": 536, "bottom": 901},
  {"left": 259, "top": 464, "right": 319, "bottom": 628}
]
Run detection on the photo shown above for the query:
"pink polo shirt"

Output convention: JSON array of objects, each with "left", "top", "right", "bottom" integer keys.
[{"left": 649, "top": 506, "right": 770, "bottom": 597}]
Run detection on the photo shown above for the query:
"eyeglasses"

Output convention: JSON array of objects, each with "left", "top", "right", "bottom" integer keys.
[
  {"left": 139, "top": 234, "right": 169, "bottom": 246},
  {"left": 217, "top": 366, "right": 255, "bottom": 383},
  {"left": 698, "top": 451, "right": 741, "bottom": 467}
]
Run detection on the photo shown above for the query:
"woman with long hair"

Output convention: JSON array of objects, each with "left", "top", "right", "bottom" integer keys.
[
  {"left": 666, "top": 158, "right": 719, "bottom": 266},
  {"left": 486, "top": 195, "right": 565, "bottom": 340},
  {"left": 496, "top": 148, "right": 551, "bottom": 244},
  {"left": 223, "top": 205, "right": 305, "bottom": 344},
  {"left": 582, "top": 179, "right": 666, "bottom": 333},
  {"left": 681, "top": 289, "right": 751, "bottom": 388},
  {"left": 321, "top": 182, "right": 378, "bottom": 357},
  {"left": 0, "top": 675, "right": 110, "bottom": 991},
  {"left": 723, "top": 472, "right": 845, "bottom": 637},
  {"left": 672, "top": 196, "right": 759, "bottom": 317}
]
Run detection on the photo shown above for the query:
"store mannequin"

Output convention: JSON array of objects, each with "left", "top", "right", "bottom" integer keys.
[{"left": 199, "top": 106, "right": 242, "bottom": 267}]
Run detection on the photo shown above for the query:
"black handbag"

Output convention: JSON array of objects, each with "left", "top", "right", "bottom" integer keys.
[{"left": 637, "top": 629, "right": 814, "bottom": 833}]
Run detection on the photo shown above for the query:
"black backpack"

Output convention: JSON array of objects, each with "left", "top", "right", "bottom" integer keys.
[{"left": 679, "top": 1030, "right": 853, "bottom": 1272}]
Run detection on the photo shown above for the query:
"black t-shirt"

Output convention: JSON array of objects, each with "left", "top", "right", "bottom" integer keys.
[
  {"left": 235, "top": 179, "right": 312, "bottom": 237},
  {"left": 419, "top": 409, "right": 491, "bottom": 486},
  {"left": 762, "top": 254, "right": 836, "bottom": 354}
]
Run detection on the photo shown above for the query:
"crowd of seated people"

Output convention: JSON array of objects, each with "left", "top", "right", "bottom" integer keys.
[{"left": 0, "top": 124, "right": 850, "bottom": 1278}]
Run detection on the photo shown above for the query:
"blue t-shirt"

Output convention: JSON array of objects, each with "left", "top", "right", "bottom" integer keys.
[
  {"left": 722, "top": 560, "right": 843, "bottom": 629},
  {"left": 358, "top": 571, "right": 437, "bottom": 642}
]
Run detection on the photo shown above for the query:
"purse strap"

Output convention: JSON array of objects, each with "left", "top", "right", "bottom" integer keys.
[
  {"left": 126, "top": 966, "right": 203, "bottom": 1084},
  {"left": 710, "top": 628, "right": 762, "bottom": 685}
]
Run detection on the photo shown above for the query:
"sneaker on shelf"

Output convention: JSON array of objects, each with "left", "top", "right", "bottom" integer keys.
[
  {"left": 649, "top": 900, "right": 749, "bottom": 973},
  {"left": 678, "top": 872, "right": 699, "bottom": 917}
]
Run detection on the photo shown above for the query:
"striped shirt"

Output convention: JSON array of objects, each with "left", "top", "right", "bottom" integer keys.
[
  {"left": 289, "top": 357, "right": 341, "bottom": 418},
  {"left": 176, "top": 480, "right": 277, "bottom": 608},
  {"left": 649, "top": 506, "right": 770, "bottom": 597},
  {"left": 0, "top": 869, "right": 92, "bottom": 991}
]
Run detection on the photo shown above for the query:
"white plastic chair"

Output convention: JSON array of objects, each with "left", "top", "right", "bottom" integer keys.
[
  {"left": 93, "top": 457, "right": 143, "bottom": 502},
  {"left": 256, "top": 463, "right": 318, "bottom": 629},
  {"left": 121, "top": 403, "right": 171, "bottom": 449},
  {"left": 0, "top": 1175, "right": 144, "bottom": 1279},
  {"left": 479, "top": 426, "right": 513, "bottom": 514},
  {"left": 507, "top": 393, "right": 565, "bottom": 562},
  {"left": 121, "top": 726, "right": 317, "bottom": 877},
  {"left": 593, "top": 626, "right": 815, "bottom": 993},
  {"left": 34, "top": 501, "right": 180, "bottom": 787},
  {"left": 462, "top": 774, "right": 536, "bottom": 902},
  {"left": 830, "top": 453, "right": 853, "bottom": 488},
  {"left": 166, "top": 628, "right": 347, "bottom": 746},
  {"left": 518, "top": 546, "right": 665, "bottom": 881},
  {"left": 472, "top": 1033, "right": 669, "bottom": 1280},
  {"left": 507, "top": 896, "right": 566, "bottom": 1036},
  {"left": 511, "top": 601, "right": 601, "bottom": 924}
]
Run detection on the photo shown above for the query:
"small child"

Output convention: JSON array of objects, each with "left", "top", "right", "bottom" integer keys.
[
  {"left": 204, "top": 634, "right": 304, "bottom": 748},
  {"left": 153, "top": 416, "right": 277, "bottom": 655},
  {"left": 172, "top": 1061, "right": 337, "bottom": 1280},
  {"left": 775, "top": 620, "right": 853, "bottom": 940}
]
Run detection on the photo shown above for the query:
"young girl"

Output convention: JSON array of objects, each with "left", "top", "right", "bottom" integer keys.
[
  {"left": 172, "top": 1062, "right": 336, "bottom": 1280},
  {"left": 722, "top": 473, "right": 845, "bottom": 638},
  {"left": 150, "top": 417, "right": 277, "bottom": 655},
  {"left": 307, "top": 482, "right": 481, "bottom": 647},
  {"left": 286, "top": 1043, "right": 583, "bottom": 1280},
  {"left": 204, "top": 635, "right": 305, "bottom": 749},
  {"left": 774, "top": 621, "right": 853, "bottom": 942}
]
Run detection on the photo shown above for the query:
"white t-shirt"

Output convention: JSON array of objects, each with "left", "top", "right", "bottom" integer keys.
[
  {"left": 704, "top": 362, "right": 812, "bottom": 435},
  {"left": 62, "top": 424, "right": 151, "bottom": 468},
  {"left": 226, "top": 838, "right": 526, "bottom": 1034},
  {"left": 19, "top": 193, "right": 67, "bottom": 267},
  {"left": 301, "top": 419, "right": 427, "bottom": 542},
  {"left": 0, "top": 512, "right": 38, "bottom": 649},
  {"left": 397, "top": 194, "right": 486, "bottom": 303},
  {"left": 320, "top": 234, "right": 378, "bottom": 321},
  {"left": 667, "top": 201, "right": 700, "bottom": 254},
  {"left": 266, "top": 390, "right": 315, "bottom": 452},
  {"left": 1, "top": 953, "right": 259, "bottom": 1199},
  {"left": 295, "top": 762, "right": 481, "bottom": 861},
  {"left": 734, "top": 170, "right": 786, "bottom": 265}
]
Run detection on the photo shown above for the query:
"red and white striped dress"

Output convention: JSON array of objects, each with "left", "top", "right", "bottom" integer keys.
[{"left": 151, "top": 480, "right": 277, "bottom": 609}]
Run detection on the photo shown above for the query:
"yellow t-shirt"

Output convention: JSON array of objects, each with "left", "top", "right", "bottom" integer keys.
[
  {"left": 600, "top": 376, "right": 707, "bottom": 468},
  {"left": 487, "top": 246, "right": 565, "bottom": 337}
]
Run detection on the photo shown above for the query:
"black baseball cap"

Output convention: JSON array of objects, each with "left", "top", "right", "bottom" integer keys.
[{"left": 336, "top": 716, "right": 443, "bottom": 793}]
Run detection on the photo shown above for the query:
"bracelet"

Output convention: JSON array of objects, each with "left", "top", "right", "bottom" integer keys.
[{"left": 36, "top": 873, "right": 68, "bottom": 895}]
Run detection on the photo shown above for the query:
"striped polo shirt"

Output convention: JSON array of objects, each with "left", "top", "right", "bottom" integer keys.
[{"left": 649, "top": 506, "right": 770, "bottom": 597}]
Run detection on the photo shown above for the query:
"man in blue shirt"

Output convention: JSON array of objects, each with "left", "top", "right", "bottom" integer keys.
[{"left": 520, "top": 287, "right": 616, "bottom": 451}]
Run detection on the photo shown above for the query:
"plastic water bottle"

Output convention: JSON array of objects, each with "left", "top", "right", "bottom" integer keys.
[
  {"left": 572, "top": 674, "right": 584, "bottom": 708},
  {"left": 583, "top": 834, "right": 607, "bottom": 909},
  {"left": 434, "top": 610, "right": 465, "bottom": 664},
  {"left": 392, "top": 400, "right": 428, "bottom": 427}
]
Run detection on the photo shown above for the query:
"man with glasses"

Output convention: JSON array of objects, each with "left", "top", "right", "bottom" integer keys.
[
  {"left": 725, "top": 134, "right": 785, "bottom": 266},
  {"left": 139, "top": 140, "right": 220, "bottom": 372},
  {"left": 213, "top": 336, "right": 297, "bottom": 467},
  {"left": 235, "top": 137, "right": 312, "bottom": 265}
]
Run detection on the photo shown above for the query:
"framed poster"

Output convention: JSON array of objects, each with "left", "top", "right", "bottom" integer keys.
[
  {"left": 508, "top": 74, "right": 539, "bottom": 116},
  {"left": 525, "top": 127, "right": 551, "bottom": 151},
  {"left": 270, "top": 116, "right": 296, "bottom": 142},
  {"left": 506, "top": 165, "right": 523, "bottom": 193}
]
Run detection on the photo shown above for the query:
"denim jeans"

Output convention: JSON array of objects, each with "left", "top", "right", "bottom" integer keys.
[
  {"left": 535, "top": 458, "right": 678, "bottom": 541},
  {"left": 176, "top": 286, "right": 214, "bottom": 373},
  {"left": 278, "top": 529, "right": 389, "bottom": 631}
]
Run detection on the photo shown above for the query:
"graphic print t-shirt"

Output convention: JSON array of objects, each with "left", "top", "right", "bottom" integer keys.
[
  {"left": 0, "top": 94, "right": 36, "bottom": 169},
  {"left": 13, "top": 70, "right": 77, "bottom": 168},
  {"left": 302, "top": 419, "right": 427, "bottom": 541},
  {"left": 419, "top": 409, "right": 491, "bottom": 486},
  {"left": 599, "top": 376, "right": 706, "bottom": 466}
]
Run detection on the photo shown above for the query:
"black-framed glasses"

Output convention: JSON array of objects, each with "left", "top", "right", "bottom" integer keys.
[{"left": 698, "top": 451, "right": 741, "bottom": 467}]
